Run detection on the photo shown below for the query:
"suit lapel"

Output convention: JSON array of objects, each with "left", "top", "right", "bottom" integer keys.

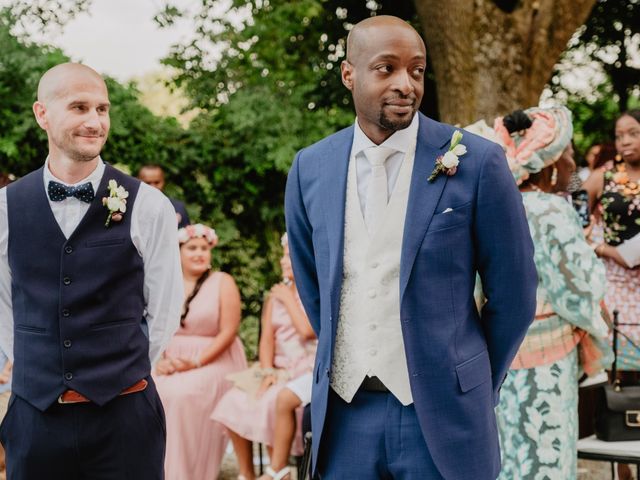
[
  {"left": 321, "top": 126, "right": 354, "bottom": 323},
  {"left": 400, "top": 114, "right": 452, "bottom": 301}
]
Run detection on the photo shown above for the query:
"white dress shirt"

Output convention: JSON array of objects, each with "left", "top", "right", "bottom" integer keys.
[
  {"left": 351, "top": 114, "right": 419, "bottom": 217},
  {"left": 0, "top": 158, "right": 183, "bottom": 365}
]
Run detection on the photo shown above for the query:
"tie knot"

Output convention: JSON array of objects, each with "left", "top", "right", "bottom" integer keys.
[{"left": 364, "top": 146, "right": 395, "bottom": 167}]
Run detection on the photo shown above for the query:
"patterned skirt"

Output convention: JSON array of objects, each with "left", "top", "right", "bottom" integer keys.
[
  {"left": 496, "top": 348, "right": 578, "bottom": 480},
  {"left": 604, "top": 258, "right": 640, "bottom": 370}
]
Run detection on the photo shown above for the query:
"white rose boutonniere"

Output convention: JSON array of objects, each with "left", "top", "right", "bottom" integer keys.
[
  {"left": 102, "top": 179, "right": 129, "bottom": 227},
  {"left": 428, "top": 130, "right": 467, "bottom": 182}
]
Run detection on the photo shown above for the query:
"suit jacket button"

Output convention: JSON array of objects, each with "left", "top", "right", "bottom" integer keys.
[
  {"left": 63, "top": 276, "right": 72, "bottom": 286},
  {"left": 63, "top": 340, "right": 72, "bottom": 348},
  {"left": 62, "top": 309, "right": 70, "bottom": 317},
  {"left": 64, "top": 246, "right": 73, "bottom": 254},
  {"left": 64, "top": 372, "right": 73, "bottom": 380}
]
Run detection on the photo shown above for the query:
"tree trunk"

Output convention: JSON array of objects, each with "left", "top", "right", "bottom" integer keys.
[{"left": 413, "top": 0, "right": 597, "bottom": 125}]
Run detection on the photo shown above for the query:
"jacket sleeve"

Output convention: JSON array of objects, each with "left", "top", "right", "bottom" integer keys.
[
  {"left": 284, "top": 152, "right": 321, "bottom": 336},
  {"left": 473, "top": 142, "right": 537, "bottom": 403}
]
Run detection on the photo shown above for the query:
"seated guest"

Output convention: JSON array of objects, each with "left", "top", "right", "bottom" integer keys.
[
  {"left": 257, "top": 372, "right": 312, "bottom": 480},
  {"left": 138, "top": 164, "right": 190, "bottom": 227},
  {"left": 212, "top": 234, "right": 316, "bottom": 480},
  {"left": 154, "top": 224, "right": 247, "bottom": 480}
]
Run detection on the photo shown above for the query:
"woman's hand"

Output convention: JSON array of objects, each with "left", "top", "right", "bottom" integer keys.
[
  {"left": 594, "top": 242, "right": 631, "bottom": 268},
  {"left": 583, "top": 216, "right": 596, "bottom": 242},
  {"left": 256, "top": 373, "right": 277, "bottom": 398},
  {"left": 172, "top": 357, "right": 198, "bottom": 372},
  {"left": 0, "top": 361, "right": 12, "bottom": 384},
  {"left": 155, "top": 357, "right": 176, "bottom": 376},
  {"left": 270, "top": 283, "right": 294, "bottom": 304}
]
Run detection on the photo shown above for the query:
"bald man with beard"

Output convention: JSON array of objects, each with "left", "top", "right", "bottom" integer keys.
[
  {"left": 285, "top": 16, "right": 537, "bottom": 479},
  {"left": 0, "top": 63, "right": 183, "bottom": 479}
]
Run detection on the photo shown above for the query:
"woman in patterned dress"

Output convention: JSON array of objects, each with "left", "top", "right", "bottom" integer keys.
[
  {"left": 467, "top": 106, "right": 612, "bottom": 479},
  {"left": 583, "top": 111, "right": 640, "bottom": 480},
  {"left": 584, "top": 110, "right": 640, "bottom": 370}
]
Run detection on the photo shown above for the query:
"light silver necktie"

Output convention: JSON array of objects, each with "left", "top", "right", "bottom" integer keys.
[{"left": 363, "top": 146, "right": 395, "bottom": 235}]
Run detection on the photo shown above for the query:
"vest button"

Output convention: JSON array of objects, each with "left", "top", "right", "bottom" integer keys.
[
  {"left": 367, "top": 289, "right": 376, "bottom": 299},
  {"left": 64, "top": 372, "right": 73, "bottom": 380},
  {"left": 62, "top": 309, "right": 70, "bottom": 317},
  {"left": 369, "top": 324, "right": 377, "bottom": 331},
  {"left": 371, "top": 262, "right": 379, "bottom": 269},
  {"left": 64, "top": 246, "right": 73, "bottom": 254},
  {"left": 63, "top": 339, "right": 72, "bottom": 348},
  {"left": 369, "top": 348, "right": 377, "bottom": 357},
  {"left": 63, "top": 276, "right": 72, "bottom": 285}
]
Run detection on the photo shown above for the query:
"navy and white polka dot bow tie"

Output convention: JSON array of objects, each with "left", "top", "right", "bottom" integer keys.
[{"left": 47, "top": 181, "right": 95, "bottom": 203}]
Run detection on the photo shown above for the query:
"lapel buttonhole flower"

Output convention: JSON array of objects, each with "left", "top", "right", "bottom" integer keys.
[
  {"left": 428, "top": 130, "right": 467, "bottom": 182},
  {"left": 102, "top": 179, "right": 129, "bottom": 227}
]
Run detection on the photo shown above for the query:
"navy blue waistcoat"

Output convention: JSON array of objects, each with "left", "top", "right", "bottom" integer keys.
[{"left": 7, "top": 164, "right": 151, "bottom": 411}]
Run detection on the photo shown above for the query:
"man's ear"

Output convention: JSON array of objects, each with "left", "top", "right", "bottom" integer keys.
[
  {"left": 341, "top": 60, "right": 354, "bottom": 91},
  {"left": 33, "top": 101, "right": 48, "bottom": 130}
]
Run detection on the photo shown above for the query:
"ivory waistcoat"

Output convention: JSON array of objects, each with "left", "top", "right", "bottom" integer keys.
[{"left": 330, "top": 140, "right": 416, "bottom": 405}]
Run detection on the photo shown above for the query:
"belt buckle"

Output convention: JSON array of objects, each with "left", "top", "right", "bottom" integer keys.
[
  {"left": 626, "top": 410, "right": 640, "bottom": 427},
  {"left": 57, "top": 392, "right": 82, "bottom": 404}
]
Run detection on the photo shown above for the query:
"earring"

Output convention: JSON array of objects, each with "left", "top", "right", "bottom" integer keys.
[
  {"left": 615, "top": 154, "right": 622, "bottom": 163},
  {"left": 551, "top": 166, "right": 558, "bottom": 186}
]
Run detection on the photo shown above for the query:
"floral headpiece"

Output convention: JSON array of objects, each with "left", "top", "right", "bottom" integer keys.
[
  {"left": 178, "top": 223, "right": 219, "bottom": 247},
  {"left": 465, "top": 106, "right": 573, "bottom": 185}
]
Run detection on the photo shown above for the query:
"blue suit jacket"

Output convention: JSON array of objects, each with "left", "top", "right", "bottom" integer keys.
[{"left": 284, "top": 114, "right": 537, "bottom": 479}]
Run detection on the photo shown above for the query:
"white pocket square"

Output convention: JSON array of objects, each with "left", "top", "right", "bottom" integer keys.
[{"left": 441, "top": 207, "right": 453, "bottom": 214}]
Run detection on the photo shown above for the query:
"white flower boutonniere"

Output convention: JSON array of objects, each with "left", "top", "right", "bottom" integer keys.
[
  {"left": 102, "top": 179, "right": 129, "bottom": 227},
  {"left": 428, "top": 130, "right": 467, "bottom": 182}
]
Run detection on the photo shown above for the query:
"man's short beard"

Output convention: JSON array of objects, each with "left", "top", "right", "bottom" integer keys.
[
  {"left": 379, "top": 110, "right": 415, "bottom": 132},
  {"left": 69, "top": 150, "right": 101, "bottom": 163}
]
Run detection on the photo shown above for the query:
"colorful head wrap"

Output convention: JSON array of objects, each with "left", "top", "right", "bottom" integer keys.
[
  {"left": 178, "top": 223, "right": 219, "bottom": 247},
  {"left": 465, "top": 106, "right": 573, "bottom": 185}
]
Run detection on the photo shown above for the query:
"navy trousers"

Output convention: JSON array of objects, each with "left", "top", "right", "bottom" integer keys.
[
  {"left": 317, "top": 388, "right": 444, "bottom": 479},
  {"left": 0, "top": 378, "right": 165, "bottom": 480}
]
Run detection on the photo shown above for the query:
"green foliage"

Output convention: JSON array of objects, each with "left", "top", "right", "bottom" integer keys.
[
  {"left": 572, "top": 0, "right": 640, "bottom": 112},
  {"left": 0, "top": 22, "right": 67, "bottom": 174},
  {"left": 550, "top": 0, "right": 639, "bottom": 158},
  {"left": 566, "top": 86, "right": 622, "bottom": 156},
  {"left": 1, "top": 0, "right": 90, "bottom": 35}
]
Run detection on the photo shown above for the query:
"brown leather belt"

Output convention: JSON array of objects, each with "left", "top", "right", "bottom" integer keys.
[
  {"left": 360, "top": 376, "right": 389, "bottom": 393},
  {"left": 57, "top": 379, "right": 148, "bottom": 404}
]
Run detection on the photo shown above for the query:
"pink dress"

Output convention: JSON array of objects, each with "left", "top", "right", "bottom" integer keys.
[
  {"left": 211, "top": 293, "right": 317, "bottom": 455},
  {"left": 154, "top": 272, "right": 247, "bottom": 480}
]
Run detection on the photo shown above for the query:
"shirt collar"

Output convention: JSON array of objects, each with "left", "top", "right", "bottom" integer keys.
[
  {"left": 352, "top": 113, "right": 419, "bottom": 157},
  {"left": 43, "top": 157, "right": 105, "bottom": 193}
]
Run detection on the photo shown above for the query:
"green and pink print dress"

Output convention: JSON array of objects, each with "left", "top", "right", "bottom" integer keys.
[{"left": 496, "top": 192, "right": 611, "bottom": 480}]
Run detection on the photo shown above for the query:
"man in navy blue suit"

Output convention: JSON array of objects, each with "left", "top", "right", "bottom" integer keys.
[
  {"left": 285, "top": 16, "right": 537, "bottom": 479},
  {"left": 0, "top": 63, "right": 183, "bottom": 479}
]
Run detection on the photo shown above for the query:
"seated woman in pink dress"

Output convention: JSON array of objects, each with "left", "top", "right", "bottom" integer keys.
[
  {"left": 154, "top": 223, "right": 247, "bottom": 480},
  {"left": 212, "top": 234, "right": 317, "bottom": 480}
]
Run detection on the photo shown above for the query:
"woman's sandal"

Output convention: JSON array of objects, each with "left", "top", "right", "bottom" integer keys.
[{"left": 265, "top": 465, "right": 291, "bottom": 480}]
